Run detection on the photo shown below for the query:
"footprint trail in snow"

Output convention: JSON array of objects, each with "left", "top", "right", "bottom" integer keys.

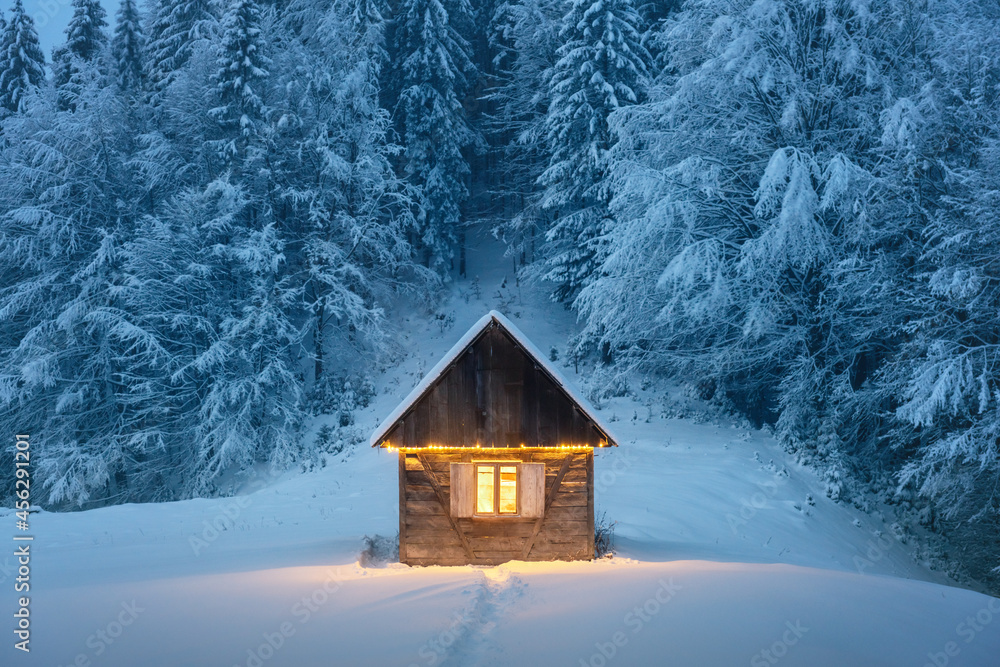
[{"left": 434, "top": 566, "right": 527, "bottom": 667}]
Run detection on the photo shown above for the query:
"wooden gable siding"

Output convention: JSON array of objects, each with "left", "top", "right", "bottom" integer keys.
[
  {"left": 384, "top": 326, "right": 604, "bottom": 449},
  {"left": 399, "top": 450, "right": 594, "bottom": 566}
]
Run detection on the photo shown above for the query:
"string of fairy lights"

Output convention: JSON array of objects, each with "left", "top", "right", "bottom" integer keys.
[{"left": 382, "top": 443, "right": 608, "bottom": 452}]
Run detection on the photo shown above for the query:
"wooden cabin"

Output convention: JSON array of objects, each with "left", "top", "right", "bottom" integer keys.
[{"left": 370, "top": 310, "right": 618, "bottom": 566}]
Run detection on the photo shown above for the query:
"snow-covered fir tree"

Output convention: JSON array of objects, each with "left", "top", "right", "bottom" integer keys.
[
  {"left": 112, "top": 0, "right": 146, "bottom": 92},
  {"left": 0, "top": 80, "right": 146, "bottom": 505},
  {"left": 539, "top": 0, "right": 649, "bottom": 301},
  {"left": 487, "top": 0, "right": 564, "bottom": 259},
  {"left": 888, "top": 0, "right": 1000, "bottom": 536},
  {"left": 53, "top": 0, "right": 110, "bottom": 109},
  {"left": 269, "top": 0, "right": 420, "bottom": 383},
  {"left": 177, "top": 179, "right": 304, "bottom": 492},
  {"left": 146, "top": 0, "right": 217, "bottom": 100},
  {"left": 394, "top": 0, "right": 479, "bottom": 271},
  {"left": 210, "top": 0, "right": 270, "bottom": 162},
  {"left": 347, "top": 0, "right": 388, "bottom": 75},
  {"left": 65, "top": 0, "right": 108, "bottom": 62},
  {"left": 0, "top": 0, "right": 46, "bottom": 115}
]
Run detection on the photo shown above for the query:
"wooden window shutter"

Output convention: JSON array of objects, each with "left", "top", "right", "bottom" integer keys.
[
  {"left": 450, "top": 463, "right": 474, "bottom": 518},
  {"left": 520, "top": 463, "right": 545, "bottom": 518}
]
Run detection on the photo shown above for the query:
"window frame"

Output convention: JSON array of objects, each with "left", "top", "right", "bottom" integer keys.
[{"left": 472, "top": 461, "right": 520, "bottom": 517}]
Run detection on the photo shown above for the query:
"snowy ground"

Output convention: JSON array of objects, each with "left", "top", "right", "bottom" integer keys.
[{"left": 6, "top": 228, "right": 1000, "bottom": 666}]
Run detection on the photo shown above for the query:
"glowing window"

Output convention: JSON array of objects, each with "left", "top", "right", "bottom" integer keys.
[
  {"left": 475, "top": 463, "right": 517, "bottom": 515},
  {"left": 499, "top": 466, "right": 517, "bottom": 513},
  {"left": 476, "top": 465, "right": 494, "bottom": 513}
]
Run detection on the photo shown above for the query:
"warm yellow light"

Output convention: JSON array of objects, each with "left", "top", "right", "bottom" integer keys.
[
  {"left": 384, "top": 438, "right": 612, "bottom": 450},
  {"left": 499, "top": 466, "right": 517, "bottom": 513},
  {"left": 477, "top": 465, "right": 494, "bottom": 513},
  {"left": 392, "top": 444, "right": 597, "bottom": 453}
]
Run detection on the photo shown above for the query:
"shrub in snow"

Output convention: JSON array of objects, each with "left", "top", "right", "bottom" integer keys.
[
  {"left": 359, "top": 533, "right": 399, "bottom": 567},
  {"left": 587, "top": 365, "right": 631, "bottom": 403},
  {"left": 314, "top": 424, "right": 349, "bottom": 457},
  {"left": 594, "top": 511, "right": 617, "bottom": 558},
  {"left": 308, "top": 372, "right": 376, "bottom": 422},
  {"left": 435, "top": 311, "right": 456, "bottom": 333}
]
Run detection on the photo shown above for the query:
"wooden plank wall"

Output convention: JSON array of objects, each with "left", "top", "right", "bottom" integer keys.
[
  {"left": 382, "top": 326, "right": 605, "bottom": 449},
  {"left": 400, "top": 450, "right": 594, "bottom": 567}
]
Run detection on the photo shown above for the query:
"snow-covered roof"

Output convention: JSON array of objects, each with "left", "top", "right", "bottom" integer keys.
[{"left": 369, "top": 310, "right": 617, "bottom": 447}]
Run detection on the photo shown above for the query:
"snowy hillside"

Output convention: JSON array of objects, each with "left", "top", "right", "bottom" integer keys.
[{"left": 7, "top": 230, "right": 999, "bottom": 667}]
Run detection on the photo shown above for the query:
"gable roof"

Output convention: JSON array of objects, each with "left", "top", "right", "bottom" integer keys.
[{"left": 369, "top": 310, "right": 617, "bottom": 448}]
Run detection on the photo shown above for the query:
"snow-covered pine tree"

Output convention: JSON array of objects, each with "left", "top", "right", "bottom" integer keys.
[
  {"left": 54, "top": 0, "right": 110, "bottom": 109},
  {"left": 183, "top": 180, "right": 304, "bottom": 492},
  {"left": 115, "top": 206, "right": 208, "bottom": 499},
  {"left": 0, "top": 81, "right": 148, "bottom": 506},
  {"left": 146, "top": 0, "right": 217, "bottom": 100},
  {"left": 117, "top": 177, "right": 304, "bottom": 497},
  {"left": 210, "top": 0, "right": 270, "bottom": 163},
  {"left": 112, "top": 0, "right": 146, "bottom": 92},
  {"left": 346, "top": 0, "right": 388, "bottom": 75},
  {"left": 539, "top": 0, "right": 649, "bottom": 302},
  {"left": 578, "top": 0, "right": 914, "bottom": 433},
  {"left": 889, "top": 1, "right": 1000, "bottom": 543},
  {"left": 0, "top": 0, "right": 46, "bottom": 115},
  {"left": 394, "top": 0, "right": 478, "bottom": 271},
  {"left": 65, "top": 0, "right": 108, "bottom": 62},
  {"left": 486, "top": 0, "right": 564, "bottom": 260},
  {"left": 167, "top": 8, "right": 305, "bottom": 488},
  {"left": 267, "top": 1, "right": 421, "bottom": 384}
]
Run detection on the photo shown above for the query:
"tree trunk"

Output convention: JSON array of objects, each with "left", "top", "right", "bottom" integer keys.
[
  {"left": 459, "top": 227, "right": 467, "bottom": 278},
  {"left": 314, "top": 301, "right": 325, "bottom": 382}
]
